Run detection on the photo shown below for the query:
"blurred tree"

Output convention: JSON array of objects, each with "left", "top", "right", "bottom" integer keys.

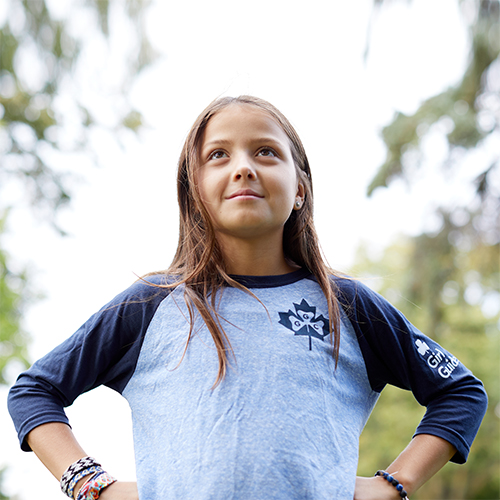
[
  {"left": 0, "top": 469, "right": 9, "bottom": 500},
  {"left": 354, "top": 226, "right": 499, "bottom": 499},
  {"left": 368, "top": 0, "right": 499, "bottom": 207},
  {"left": 365, "top": 0, "right": 499, "bottom": 331},
  {"left": 0, "top": 213, "right": 29, "bottom": 385},
  {"left": 0, "top": 0, "right": 155, "bottom": 379},
  {"left": 0, "top": 0, "right": 155, "bottom": 220},
  {"left": 0, "top": 2, "right": 154, "bottom": 497},
  {"left": 366, "top": 0, "right": 499, "bottom": 255},
  {"left": 359, "top": 2, "right": 500, "bottom": 497}
]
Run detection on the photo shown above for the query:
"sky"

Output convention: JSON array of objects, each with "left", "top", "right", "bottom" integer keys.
[{"left": 0, "top": 0, "right": 474, "bottom": 497}]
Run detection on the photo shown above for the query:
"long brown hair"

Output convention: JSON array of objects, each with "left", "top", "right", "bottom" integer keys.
[{"left": 149, "top": 95, "right": 341, "bottom": 386}]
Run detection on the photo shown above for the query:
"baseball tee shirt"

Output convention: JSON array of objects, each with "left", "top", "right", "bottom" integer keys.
[{"left": 8, "top": 270, "right": 488, "bottom": 499}]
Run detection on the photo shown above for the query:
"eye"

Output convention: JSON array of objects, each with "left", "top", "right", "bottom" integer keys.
[
  {"left": 257, "top": 148, "right": 277, "bottom": 157},
  {"left": 208, "top": 150, "right": 228, "bottom": 160}
]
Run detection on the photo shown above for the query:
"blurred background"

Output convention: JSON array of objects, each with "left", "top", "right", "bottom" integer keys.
[{"left": 0, "top": 0, "right": 498, "bottom": 498}]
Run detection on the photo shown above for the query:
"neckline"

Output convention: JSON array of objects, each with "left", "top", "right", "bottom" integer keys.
[{"left": 229, "top": 268, "right": 311, "bottom": 288}]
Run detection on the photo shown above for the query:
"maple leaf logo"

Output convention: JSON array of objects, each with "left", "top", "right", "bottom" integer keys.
[{"left": 278, "top": 299, "right": 330, "bottom": 350}]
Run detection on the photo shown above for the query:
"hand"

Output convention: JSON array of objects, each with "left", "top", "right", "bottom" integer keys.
[
  {"left": 354, "top": 476, "right": 402, "bottom": 500},
  {"left": 98, "top": 481, "right": 139, "bottom": 500}
]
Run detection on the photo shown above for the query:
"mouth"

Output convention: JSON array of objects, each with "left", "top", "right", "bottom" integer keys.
[{"left": 227, "top": 189, "right": 264, "bottom": 200}]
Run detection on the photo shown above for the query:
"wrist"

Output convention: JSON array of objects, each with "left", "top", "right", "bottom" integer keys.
[
  {"left": 73, "top": 477, "right": 89, "bottom": 500},
  {"left": 75, "top": 471, "right": 117, "bottom": 499},
  {"left": 386, "top": 468, "right": 416, "bottom": 496},
  {"left": 375, "top": 470, "right": 410, "bottom": 499}
]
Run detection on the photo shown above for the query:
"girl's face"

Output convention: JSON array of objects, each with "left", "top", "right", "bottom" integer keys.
[{"left": 197, "top": 104, "right": 304, "bottom": 245}]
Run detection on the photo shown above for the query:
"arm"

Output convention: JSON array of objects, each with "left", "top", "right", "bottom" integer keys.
[
  {"left": 8, "top": 276, "right": 170, "bottom": 451},
  {"left": 8, "top": 278, "right": 170, "bottom": 497},
  {"left": 354, "top": 434, "right": 456, "bottom": 499},
  {"left": 334, "top": 278, "right": 488, "bottom": 497},
  {"left": 335, "top": 277, "right": 488, "bottom": 463},
  {"left": 26, "top": 422, "right": 138, "bottom": 500}
]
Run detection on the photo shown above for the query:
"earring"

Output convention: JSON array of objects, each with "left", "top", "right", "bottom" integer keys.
[{"left": 295, "top": 200, "right": 301, "bottom": 209}]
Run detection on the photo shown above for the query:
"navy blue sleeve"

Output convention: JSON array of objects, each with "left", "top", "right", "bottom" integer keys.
[
  {"left": 7, "top": 275, "right": 170, "bottom": 451},
  {"left": 334, "top": 277, "right": 488, "bottom": 464}
]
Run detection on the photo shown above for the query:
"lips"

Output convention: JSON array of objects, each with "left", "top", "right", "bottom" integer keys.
[{"left": 227, "top": 189, "right": 264, "bottom": 199}]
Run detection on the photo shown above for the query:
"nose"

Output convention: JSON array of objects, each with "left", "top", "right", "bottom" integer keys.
[{"left": 232, "top": 154, "right": 256, "bottom": 180}]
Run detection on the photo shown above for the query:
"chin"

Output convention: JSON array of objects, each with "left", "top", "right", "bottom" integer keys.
[{"left": 222, "top": 224, "right": 284, "bottom": 241}]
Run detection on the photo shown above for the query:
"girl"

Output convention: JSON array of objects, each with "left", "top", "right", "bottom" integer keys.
[{"left": 8, "top": 96, "right": 487, "bottom": 500}]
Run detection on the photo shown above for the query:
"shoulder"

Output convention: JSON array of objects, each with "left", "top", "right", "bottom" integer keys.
[
  {"left": 108, "top": 274, "right": 173, "bottom": 307},
  {"left": 330, "top": 275, "right": 390, "bottom": 316},
  {"left": 330, "top": 275, "right": 364, "bottom": 300}
]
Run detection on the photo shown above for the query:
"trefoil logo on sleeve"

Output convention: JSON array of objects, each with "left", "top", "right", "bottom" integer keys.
[{"left": 415, "top": 339, "right": 460, "bottom": 378}]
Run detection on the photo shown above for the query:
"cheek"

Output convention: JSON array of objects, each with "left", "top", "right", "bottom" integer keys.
[
  {"left": 196, "top": 169, "right": 216, "bottom": 204},
  {"left": 270, "top": 181, "right": 298, "bottom": 220},
  {"left": 277, "top": 173, "right": 299, "bottom": 204}
]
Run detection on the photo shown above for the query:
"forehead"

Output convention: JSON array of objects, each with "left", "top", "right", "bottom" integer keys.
[{"left": 201, "top": 104, "right": 290, "bottom": 147}]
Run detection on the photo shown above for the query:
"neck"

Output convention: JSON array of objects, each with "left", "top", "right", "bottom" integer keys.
[{"left": 217, "top": 233, "right": 298, "bottom": 276}]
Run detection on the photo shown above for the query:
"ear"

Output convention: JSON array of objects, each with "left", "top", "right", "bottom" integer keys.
[{"left": 294, "top": 181, "right": 305, "bottom": 210}]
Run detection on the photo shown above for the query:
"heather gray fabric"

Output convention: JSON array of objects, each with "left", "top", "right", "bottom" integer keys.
[{"left": 124, "top": 279, "right": 377, "bottom": 499}]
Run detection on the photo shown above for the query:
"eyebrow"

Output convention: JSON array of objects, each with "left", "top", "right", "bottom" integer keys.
[
  {"left": 203, "top": 139, "right": 232, "bottom": 149},
  {"left": 202, "top": 137, "right": 287, "bottom": 149}
]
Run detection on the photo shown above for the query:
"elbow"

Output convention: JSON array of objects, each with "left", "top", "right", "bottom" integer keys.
[
  {"left": 7, "top": 382, "right": 22, "bottom": 420},
  {"left": 480, "top": 383, "right": 488, "bottom": 417},
  {"left": 474, "top": 380, "right": 488, "bottom": 417}
]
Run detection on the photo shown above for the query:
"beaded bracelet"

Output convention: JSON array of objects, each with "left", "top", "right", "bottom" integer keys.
[
  {"left": 61, "top": 457, "right": 101, "bottom": 497},
  {"left": 375, "top": 470, "right": 409, "bottom": 499},
  {"left": 76, "top": 471, "right": 117, "bottom": 500}
]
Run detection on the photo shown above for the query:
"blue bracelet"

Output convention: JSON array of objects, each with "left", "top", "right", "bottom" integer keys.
[{"left": 375, "top": 470, "right": 409, "bottom": 499}]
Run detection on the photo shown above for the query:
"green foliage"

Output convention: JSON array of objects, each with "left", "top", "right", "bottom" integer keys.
[
  {"left": 0, "top": 0, "right": 155, "bottom": 219},
  {"left": 1, "top": 0, "right": 76, "bottom": 214},
  {"left": 0, "top": 213, "right": 29, "bottom": 385},
  {"left": 0, "top": 469, "right": 9, "bottom": 500},
  {"left": 0, "top": 0, "right": 155, "bottom": 378}
]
